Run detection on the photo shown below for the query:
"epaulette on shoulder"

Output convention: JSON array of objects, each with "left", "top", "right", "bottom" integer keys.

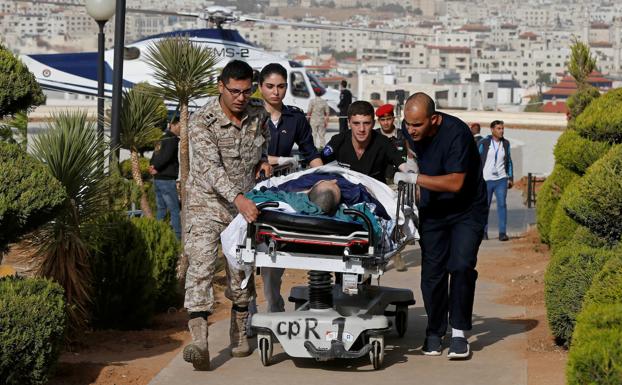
[
  {"left": 248, "top": 98, "right": 264, "bottom": 107},
  {"left": 286, "top": 105, "right": 304, "bottom": 114}
]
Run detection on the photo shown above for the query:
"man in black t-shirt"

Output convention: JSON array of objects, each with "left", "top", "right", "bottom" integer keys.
[
  {"left": 321, "top": 100, "right": 409, "bottom": 184},
  {"left": 337, "top": 80, "right": 353, "bottom": 134},
  {"left": 401, "top": 92, "right": 488, "bottom": 360}
]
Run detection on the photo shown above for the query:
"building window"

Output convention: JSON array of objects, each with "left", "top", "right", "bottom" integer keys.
[{"left": 487, "top": 92, "right": 494, "bottom": 99}]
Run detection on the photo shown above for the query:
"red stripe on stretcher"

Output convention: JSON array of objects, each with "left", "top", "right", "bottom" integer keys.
[{"left": 257, "top": 231, "right": 368, "bottom": 248}]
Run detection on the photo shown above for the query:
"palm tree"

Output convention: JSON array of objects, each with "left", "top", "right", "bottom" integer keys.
[
  {"left": 143, "top": 36, "right": 219, "bottom": 200},
  {"left": 31, "top": 110, "right": 109, "bottom": 331},
  {"left": 568, "top": 37, "right": 596, "bottom": 88},
  {"left": 119, "top": 83, "right": 167, "bottom": 218}
]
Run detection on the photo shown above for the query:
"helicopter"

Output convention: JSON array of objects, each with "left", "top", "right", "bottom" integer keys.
[{"left": 16, "top": 2, "right": 428, "bottom": 113}]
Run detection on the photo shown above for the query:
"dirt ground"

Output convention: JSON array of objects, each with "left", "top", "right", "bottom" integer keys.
[{"left": 15, "top": 228, "right": 565, "bottom": 385}]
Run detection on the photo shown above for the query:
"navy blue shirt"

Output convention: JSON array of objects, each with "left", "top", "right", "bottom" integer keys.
[
  {"left": 267, "top": 105, "right": 321, "bottom": 163},
  {"left": 401, "top": 112, "right": 488, "bottom": 224}
]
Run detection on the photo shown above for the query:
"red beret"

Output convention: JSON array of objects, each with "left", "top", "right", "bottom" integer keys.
[{"left": 375, "top": 103, "right": 394, "bottom": 118}]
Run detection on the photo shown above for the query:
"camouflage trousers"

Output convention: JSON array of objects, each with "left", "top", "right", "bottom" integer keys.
[
  {"left": 310, "top": 120, "right": 326, "bottom": 149},
  {"left": 184, "top": 203, "right": 255, "bottom": 313}
]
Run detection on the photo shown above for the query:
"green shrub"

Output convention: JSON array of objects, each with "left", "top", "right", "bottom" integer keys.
[
  {"left": 553, "top": 130, "right": 611, "bottom": 175},
  {"left": 574, "top": 87, "right": 622, "bottom": 143},
  {"left": 536, "top": 164, "right": 579, "bottom": 244},
  {"left": 120, "top": 156, "right": 151, "bottom": 180},
  {"left": 544, "top": 242, "right": 615, "bottom": 346},
  {"left": 0, "top": 142, "right": 66, "bottom": 248},
  {"left": 89, "top": 214, "right": 156, "bottom": 329},
  {"left": 563, "top": 144, "right": 622, "bottom": 243},
  {"left": 0, "top": 276, "right": 66, "bottom": 385},
  {"left": 567, "top": 303, "right": 622, "bottom": 385},
  {"left": 572, "top": 225, "right": 610, "bottom": 249},
  {"left": 566, "top": 85, "right": 601, "bottom": 121},
  {"left": 0, "top": 44, "right": 46, "bottom": 118},
  {"left": 549, "top": 203, "right": 579, "bottom": 252},
  {"left": 583, "top": 252, "right": 622, "bottom": 308},
  {"left": 132, "top": 217, "right": 180, "bottom": 310}
]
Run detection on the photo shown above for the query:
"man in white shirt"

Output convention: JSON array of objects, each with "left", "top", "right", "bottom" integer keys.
[{"left": 478, "top": 120, "right": 513, "bottom": 241}]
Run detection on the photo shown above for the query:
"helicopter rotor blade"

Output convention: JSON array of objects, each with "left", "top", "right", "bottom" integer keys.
[{"left": 239, "top": 16, "right": 431, "bottom": 38}]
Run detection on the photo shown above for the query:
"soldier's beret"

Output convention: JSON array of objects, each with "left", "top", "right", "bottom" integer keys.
[{"left": 375, "top": 103, "right": 394, "bottom": 118}]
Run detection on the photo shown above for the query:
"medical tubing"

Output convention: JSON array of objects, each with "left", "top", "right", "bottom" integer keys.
[{"left": 343, "top": 208, "right": 373, "bottom": 247}]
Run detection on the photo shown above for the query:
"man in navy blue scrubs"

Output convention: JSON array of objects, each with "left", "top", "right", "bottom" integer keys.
[{"left": 401, "top": 92, "right": 487, "bottom": 359}]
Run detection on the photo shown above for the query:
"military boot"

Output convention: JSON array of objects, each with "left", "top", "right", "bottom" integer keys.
[
  {"left": 230, "top": 308, "right": 251, "bottom": 357},
  {"left": 183, "top": 317, "right": 210, "bottom": 370}
]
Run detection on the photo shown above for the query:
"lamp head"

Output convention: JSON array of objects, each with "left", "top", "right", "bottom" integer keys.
[{"left": 85, "top": 0, "right": 116, "bottom": 22}]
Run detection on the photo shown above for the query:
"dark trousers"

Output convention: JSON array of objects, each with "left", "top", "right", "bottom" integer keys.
[
  {"left": 419, "top": 215, "right": 484, "bottom": 337},
  {"left": 339, "top": 115, "right": 349, "bottom": 134}
]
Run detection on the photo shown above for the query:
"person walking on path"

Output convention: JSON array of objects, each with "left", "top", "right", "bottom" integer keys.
[
  {"left": 260, "top": 63, "right": 323, "bottom": 171},
  {"left": 401, "top": 92, "right": 488, "bottom": 359},
  {"left": 478, "top": 120, "right": 513, "bottom": 241},
  {"left": 149, "top": 119, "right": 181, "bottom": 239},
  {"left": 182, "top": 60, "right": 271, "bottom": 371},
  {"left": 258, "top": 62, "right": 323, "bottom": 313},
  {"left": 337, "top": 80, "right": 352, "bottom": 134},
  {"left": 307, "top": 90, "right": 330, "bottom": 150}
]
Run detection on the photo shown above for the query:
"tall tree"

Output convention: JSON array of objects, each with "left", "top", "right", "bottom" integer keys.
[
  {"left": 144, "top": 36, "right": 219, "bottom": 201},
  {"left": 119, "top": 83, "right": 167, "bottom": 218},
  {"left": 31, "top": 111, "right": 109, "bottom": 331},
  {"left": 568, "top": 37, "right": 597, "bottom": 88},
  {"left": 0, "top": 44, "right": 45, "bottom": 119}
]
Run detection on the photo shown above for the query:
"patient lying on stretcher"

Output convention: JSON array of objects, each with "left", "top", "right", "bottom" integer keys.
[{"left": 221, "top": 163, "right": 418, "bottom": 271}]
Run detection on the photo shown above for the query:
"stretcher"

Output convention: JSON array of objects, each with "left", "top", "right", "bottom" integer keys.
[{"left": 237, "top": 177, "right": 418, "bottom": 369}]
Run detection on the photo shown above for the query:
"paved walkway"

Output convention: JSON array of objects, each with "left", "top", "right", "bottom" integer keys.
[{"left": 150, "top": 190, "right": 535, "bottom": 385}]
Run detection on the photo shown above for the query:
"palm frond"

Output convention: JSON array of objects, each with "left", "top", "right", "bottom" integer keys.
[
  {"left": 30, "top": 110, "right": 109, "bottom": 331},
  {"left": 119, "top": 83, "right": 167, "bottom": 152},
  {"left": 144, "top": 36, "right": 220, "bottom": 104}
]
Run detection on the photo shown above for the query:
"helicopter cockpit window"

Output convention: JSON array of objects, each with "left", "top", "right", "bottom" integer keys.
[
  {"left": 290, "top": 71, "right": 310, "bottom": 98},
  {"left": 124, "top": 47, "right": 140, "bottom": 60}
]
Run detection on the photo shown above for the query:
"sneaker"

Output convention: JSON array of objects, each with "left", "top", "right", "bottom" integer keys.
[
  {"left": 447, "top": 337, "right": 470, "bottom": 359},
  {"left": 422, "top": 335, "right": 443, "bottom": 356},
  {"left": 499, "top": 233, "right": 509, "bottom": 242}
]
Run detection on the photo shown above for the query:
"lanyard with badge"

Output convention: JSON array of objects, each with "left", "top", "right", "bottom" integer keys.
[{"left": 491, "top": 140, "right": 501, "bottom": 177}]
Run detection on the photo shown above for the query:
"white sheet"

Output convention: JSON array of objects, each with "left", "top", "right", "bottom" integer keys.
[{"left": 220, "top": 163, "right": 419, "bottom": 271}]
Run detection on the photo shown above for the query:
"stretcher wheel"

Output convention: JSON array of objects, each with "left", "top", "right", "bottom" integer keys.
[
  {"left": 368, "top": 336, "right": 385, "bottom": 370},
  {"left": 258, "top": 334, "right": 273, "bottom": 366},
  {"left": 395, "top": 305, "right": 408, "bottom": 338}
]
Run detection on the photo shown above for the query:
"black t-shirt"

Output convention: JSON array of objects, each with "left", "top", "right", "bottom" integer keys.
[
  {"left": 321, "top": 130, "right": 404, "bottom": 184},
  {"left": 401, "top": 112, "right": 488, "bottom": 224}
]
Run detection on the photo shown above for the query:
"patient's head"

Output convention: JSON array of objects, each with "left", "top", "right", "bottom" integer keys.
[{"left": 308, "top": 180, "right": 341, "bottom": 215}]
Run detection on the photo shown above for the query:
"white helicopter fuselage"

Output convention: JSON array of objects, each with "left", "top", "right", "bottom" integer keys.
[{"left": 20, "top": 28, "right": 340, "bottom": 113}]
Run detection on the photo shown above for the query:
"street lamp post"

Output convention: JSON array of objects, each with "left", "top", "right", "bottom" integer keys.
[
  {"left": 110, "top": 0, "right": 127, "bottom": 162},
  {"left": 85, "top": 0, "right": 115, "bottom": 145}
]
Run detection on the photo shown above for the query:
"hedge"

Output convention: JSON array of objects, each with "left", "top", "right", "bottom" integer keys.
[
  {"left": 544, "top": 242, "right": 615, "bottom": 346},
  {"left": 553, "top": 129, "right": 611, "bottom": 175},
  {"left": 572, "top": 225, "right": 610, "bottom": 249},
  {"left": 89, "top": 215, "right": 156, "bottom": 329},
  {"left": 583, "top": 252, "right": 622, "bottom": 308},
  {"left": 566, "top": 303, "right": 622, "bottom": 385},
  {"left": 0, "top": 276, "right": 66, "bottom": 385},
  {"left": 0, "top": 141, "right": 66, "bottom": 248},
  {"left": 566, "top": 85, "right": 601, "bottom": 121},
  {"left": 549, "top": 203, "right": 579, "bottom": 252},
  {"left": 573, "top": 87, "right": 622, "bottom": 143},
  {"left": 563, "top": 144, "right": 622, "bottom": 243},
  {"left": 131, "top": 216, "right": 180, "bottom": 311},
  {"left": 536, "top": 164, "right": 579, "bottom": 244},
  {"left": 120, "top": 156, "right": 150, "bottom": 180}
]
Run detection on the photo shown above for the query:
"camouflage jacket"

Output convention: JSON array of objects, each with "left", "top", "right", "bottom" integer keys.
[{"left": 186, "top": 96, "right": 270, "bottom": 207}]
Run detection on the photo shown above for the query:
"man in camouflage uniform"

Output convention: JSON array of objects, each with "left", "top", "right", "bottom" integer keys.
[
  {"left": 183, "top": 60, "right": 271, "bottom": 371},
  {"left": 307, "top": 91, "right": 330, "bottom": 149}
]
